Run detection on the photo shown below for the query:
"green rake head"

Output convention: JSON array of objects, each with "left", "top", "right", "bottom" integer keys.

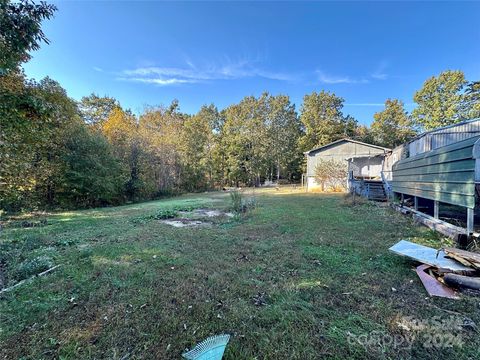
[{"left": 182, "top": 334, "right": 230, "bottom": 360}]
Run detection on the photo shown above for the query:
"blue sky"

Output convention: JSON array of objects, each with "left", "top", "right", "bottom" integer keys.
[{"left": 24, "top": 1, "right": 480, "bottom": 125}]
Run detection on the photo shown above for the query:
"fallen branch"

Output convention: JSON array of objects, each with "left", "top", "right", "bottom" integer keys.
[
  {"left": 444, "top": 273, "right": 480, "bottom": 291},
  {"left": 0, "top": 265, "right": 61, "bottom": 294}
]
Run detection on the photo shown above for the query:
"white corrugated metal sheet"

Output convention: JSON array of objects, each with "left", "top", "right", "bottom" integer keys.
[{"left": 409, "top": 118, "right": 480, "bottom": 157}]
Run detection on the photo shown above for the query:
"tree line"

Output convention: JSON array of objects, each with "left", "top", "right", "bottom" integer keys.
[{"left": 1, "top": 1, "right": 479, "bottom": 212}]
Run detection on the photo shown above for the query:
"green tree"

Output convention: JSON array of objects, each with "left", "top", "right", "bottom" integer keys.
[
  {"left": 79, "top": 93, "right": 119, "bottom": 127},
  {"left": 299, "top": 91, "right": 357, "bottom": 151},
  {"left": 137, "top": 102, "right": 185, "bottom": 196},
  {"left": 0, "top": 72, "right": 118, "bottom": 211},
  {"left": 464, "top": 81, "right": 480, "bottom": 120},
  {"left": 264, "top": 94, "right": 302, "bottom": 181},
  {"left": 59, "top": 122, "right": 123, "bottom": 207},
  {"left": 222, "top": 96, "right": 270, "bottom": 186},
  {"left": 354, "top": 125, "right": 375, "bottom": 145},
  {"left": 412, "top": 70, "right": 468, "bottom": 130},
  {"left": 371, "top": 99, "right": 417, "bottom": 148},
  {"left": 32, "top": 77, "right": 82, "bottom": 205},
  {"left": 0, "top": 0, "right": 56, "bottom": 73},
  {"left": 0, "top": 71, "right": 49, "bottom": 210},
  {"left": 102, "top": 107, "right": 141, "bottom": 200},
  {"left": 179, "top": 104, "right": 220, "bottom": 191}
]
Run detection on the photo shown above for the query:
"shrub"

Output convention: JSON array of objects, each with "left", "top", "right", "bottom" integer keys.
[
  {"left": 314, "top": 159, "right": 347, "bottom": 191},
  {"left": 242, "top": 197, "right": 257, "bottom": 212},
  {"left": 14, "top": 256, "right": 54, "bottom": 280},
  {"left": 230, "top": 190, "right": 257, "bottom": 214},
  {"left": 132, "top": 209, "right": 178, "bottom": 224},
  {"left": 152, "top": 209, "right": 178, "bottom": 219},
  {"left": 230, "top": 190, "right": 243, "bottom": 213}
]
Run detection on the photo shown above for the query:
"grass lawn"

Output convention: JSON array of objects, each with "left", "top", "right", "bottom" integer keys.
[{"left": 1, "top": 188, "right": 479, "bottom": 359}]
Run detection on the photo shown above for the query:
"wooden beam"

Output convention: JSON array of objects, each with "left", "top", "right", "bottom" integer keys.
[
  {"left": 434, "top": 200, "right": 439, "bottom": 219},
  {"left": 414, "top": 196, "right": 418, "bottom": 211},
  {"left": 467, "top": 208, "right": 474, "bottom": 234},
  {"left": 392, "top": 204, "right": 468, "bottom": 239}
]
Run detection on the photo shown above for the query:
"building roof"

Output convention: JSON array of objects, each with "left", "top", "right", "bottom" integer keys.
[
  {"left": 345, "top": 153, "right": 386, "bottom": 160},
  {"left": 410, "top": 117, "right": 480, "bottom": 142},
  {"left": 387, "top": 117, "right": 480, "bottom": 155},
  {"left": 304, "top": 138, "right": 391, "bottom": 155}
]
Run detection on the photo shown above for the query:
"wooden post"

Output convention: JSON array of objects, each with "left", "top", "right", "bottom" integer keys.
[
  {"left": 401, "top": 193, "right": 404, "bottom": 207},
  {"left": 414, "top": 196, "right": 418, "bottom": 211},
  {"left": 434, "top": 200, "right": 439, "bottom": 219},
  {"left": 467, "top": 208, "right": 474, "bottom": 235}
]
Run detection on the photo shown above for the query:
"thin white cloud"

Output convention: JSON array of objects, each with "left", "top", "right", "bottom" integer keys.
[
  {"left": 117, "top": 77, "right": 193, "bottom": 85},
  {"left": 371, "top": 61, "right": 388, "bottom": 80},
  {"left": 120, "top": 60, "right": 296, "bottom": 86},
  {"left": 316, "top": 70, "right": 369, "bottom": 84},
  {"left": 120, "top": 60, "right": 393, "bottom": 87},
  {"left": 93, "top": 66, "right": 104, "bottom": 72}
]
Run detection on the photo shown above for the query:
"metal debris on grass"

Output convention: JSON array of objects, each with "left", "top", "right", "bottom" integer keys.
[
  {"left": 389, "top": 240, "right": 474, "bottom": 273},
  {"left": 390, "top": 239, "right": 480, "bottom": 299},
  {"left": 415, "top": 264, "right": 459, "bottom": 299}
]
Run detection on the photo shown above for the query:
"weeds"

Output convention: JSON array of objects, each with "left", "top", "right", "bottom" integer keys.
[
  {"left": 342, "top": 192, "right": 368, "bottom": 206},
  {"left": 132, "top": 209, "right": 178, "bottom": 224},
  {"left": 152, "top": 209, "right": 178, "bottom": 219},
  {"left": 230, "top": 190, "right": 243, "bottom": 213},
  {"left": 14, "top": 255, "right": 54, "bottom": 281},
  {"left": 230, "top": 190, "right": 257, "bottom": 214}
]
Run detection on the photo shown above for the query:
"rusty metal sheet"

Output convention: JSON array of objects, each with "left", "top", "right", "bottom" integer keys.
[
  {"left": 416, "top": 264, "right": 459, "bottom": 299},
  {"left": 389, "top": 240, "right": 475, "bottom": 273}
]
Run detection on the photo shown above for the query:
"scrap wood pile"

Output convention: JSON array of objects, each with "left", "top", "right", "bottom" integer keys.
[{"left": 389, "top": 240, "right": 480, "bottom": 299}]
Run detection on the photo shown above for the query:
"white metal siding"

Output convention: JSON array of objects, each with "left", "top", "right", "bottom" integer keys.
[{"left": 409, "top": 119, "right": 480, "bottom": 157}]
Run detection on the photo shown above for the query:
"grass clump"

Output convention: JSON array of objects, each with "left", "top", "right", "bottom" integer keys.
[
  {"left": 342, "top": 192, "right": 368, "bottom": 206},
  {"left": 230, "top": 190, "right": 257, "bottom": 214},
  {"left": 230, "top": 189, "right": 243, "bottom": 213},
  {"left": 152, "top": 209, "right": 178, "bottom": 219},
  {"left": 132, "top": 209, "right": 179, "bottom": 224},
  {"left": 14, "top": 255, "right": 54, "bottom": 281}
]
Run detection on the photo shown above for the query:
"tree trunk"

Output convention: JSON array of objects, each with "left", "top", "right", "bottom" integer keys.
[{"left": 277, "top": 158, "right": 280, "bottom": 181}]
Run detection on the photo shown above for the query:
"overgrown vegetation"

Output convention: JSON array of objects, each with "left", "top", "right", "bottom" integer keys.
[
  {"left": 229, "top": 190, "right": 257, "bottom": 214},
  {"left": 1, "top": 190, "right": 479, "bottom": 359},
  {"left": 229, "top": 190, "right": 243, "bottom": 213},
  {"left": 14, "top": 255, "right": 54, "bottom": 281},
  {"left": 132, "top": 209, "right": 179, "bottom": 224}
]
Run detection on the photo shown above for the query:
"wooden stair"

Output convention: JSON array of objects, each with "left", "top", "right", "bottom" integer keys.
[{"left": 364, "top": 180, "right": 387, "bottom": 201}]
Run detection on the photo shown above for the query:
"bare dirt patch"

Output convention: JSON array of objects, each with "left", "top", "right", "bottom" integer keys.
[
  {"left": 161, "top": 219, "right": 210, "bottom": 228},
  {"left": 178, "top": 208, "right": 234, "bottom": 218},
  {"left": 161, "top": 208, "right": 234, "bottom": 227}
]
